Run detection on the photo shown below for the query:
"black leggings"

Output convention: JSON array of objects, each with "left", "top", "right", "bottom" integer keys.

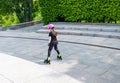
[{"left": 48, "top": 41, "right": 60, "bottom": 57}]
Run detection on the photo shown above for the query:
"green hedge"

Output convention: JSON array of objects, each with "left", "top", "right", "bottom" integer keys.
[{"left": 39, "top": 0, "right": 120, "bottom": 24}]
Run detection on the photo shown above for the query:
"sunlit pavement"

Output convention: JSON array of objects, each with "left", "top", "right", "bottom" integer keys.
[{"left": 0, "top": 53, "right": 80, "bottom": 83}]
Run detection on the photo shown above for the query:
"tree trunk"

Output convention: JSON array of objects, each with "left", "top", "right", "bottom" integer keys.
[
  {"left": 14, "top": 0, "right": 24, "bottom": 23},
  {"left": 28, "top": 0, "right": 32, "bottom": 21},
  {"left": 23, "top": 0, "right": 28, "bottom": 22},
  {"left": 12, "top": 0, "right": 33, "bottom": 23}
]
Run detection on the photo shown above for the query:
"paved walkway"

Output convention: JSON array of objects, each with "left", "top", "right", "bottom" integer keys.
[{"left": 0, "top": 23, "right": 120, "bottom": 83}]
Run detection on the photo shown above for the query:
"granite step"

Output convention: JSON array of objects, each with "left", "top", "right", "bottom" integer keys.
[
  {"left": 37, "top": 29, "right": 120, "bottom": 39},
  {"left": 41, "top": 23, "right": 120, "bottom": 33}
]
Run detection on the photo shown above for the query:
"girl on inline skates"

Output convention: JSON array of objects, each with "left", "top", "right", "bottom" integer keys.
[{"left": 44, "top": 24, "right": 62, "bottom": 64}]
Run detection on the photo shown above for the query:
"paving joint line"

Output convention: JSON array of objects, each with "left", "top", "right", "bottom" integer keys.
[{"left": 0, "top": 36, "right": 120, "bottom": 51}]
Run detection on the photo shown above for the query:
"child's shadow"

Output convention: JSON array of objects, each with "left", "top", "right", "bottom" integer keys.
[
  {"left": 36, "top": 60, "right": 51, "bottom": 65},
  {"left": 36, "top": 58, "right": 62, "bottom": 65}
]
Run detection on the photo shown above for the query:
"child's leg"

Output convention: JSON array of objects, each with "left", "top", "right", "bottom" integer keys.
[
  {"left": 54, "top": 44, "right": 60, "bottom": 54},
  {"left": 44, "top": 43, "right": 54, "bottom": 64},
  {"left": 48, "top": 43, "right": 54, "bottom": 58},
  {"left": 54, "top": 43, "right": 62, "bottom": 60}
]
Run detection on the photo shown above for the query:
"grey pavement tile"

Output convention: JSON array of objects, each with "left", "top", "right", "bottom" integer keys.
[
  {"left": 109, "top": 52, "right": 120, "bottom": 61},
  {"left": 109, "top": 65, "right": 120, "bottom": 75},
  {"left": 82, "top": 37, "right": 106, "bottom": 44},
  {"left": 101, "top": 39, "right": 120, "bottom": 48},
  {"left": 100, "top": 56, "right": 120, "bottom": 66},
  {"left": 66, "top": 69, "right": 113, "bottom": 83},
  {"left": 84, "top": 65, "right": 110, "bottom": 75},
  {"left": 101, "top": 71, "right": 120, "bottom": 83},
  {"left": 93, "top": 48, "right": 117, "bottom": 56}
]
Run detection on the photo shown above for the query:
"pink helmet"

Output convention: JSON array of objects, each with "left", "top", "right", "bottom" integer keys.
[{"left": 48, "top": 24, "right": 54, "bottom": 29}]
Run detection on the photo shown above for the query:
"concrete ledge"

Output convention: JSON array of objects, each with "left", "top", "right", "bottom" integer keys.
[
  {"left": 41, "top": 25, "right": 120, "bottom": 33},
  {"left": 0, "top": 25, "right": 7, "bottom": 31},
  {"left": 50, "top": 22, "right": 120, "bottom": 26},
  {"left": 0, "top": 24, "right": 3, "bottom": 31},
  {"left": 0, "top": 53, "right": 81, "bottom": 83},
  {"left": 10, "top": 20, "right": 42, "bottom": 30},
  {"left": 37, "top": 30, "right": 120, "bottom": 39}
]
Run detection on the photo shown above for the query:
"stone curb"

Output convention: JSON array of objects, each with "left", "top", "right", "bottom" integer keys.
[
  {"left": 0, "top": 27, "right": 7, "bottom": 31},
  {"left": 9, "top": 20, "right": 42, "bottom": 30}
]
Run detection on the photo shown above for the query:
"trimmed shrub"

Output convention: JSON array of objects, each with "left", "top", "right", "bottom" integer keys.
[{"left": 39, "top": 0, "right": 120, "bottom": 24}]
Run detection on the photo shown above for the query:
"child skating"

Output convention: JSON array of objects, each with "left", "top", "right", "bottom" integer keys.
[{"left": 44, "top": 24, "right": 62, "bottom": 64}]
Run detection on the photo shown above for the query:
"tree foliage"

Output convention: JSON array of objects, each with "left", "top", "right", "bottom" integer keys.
[
  {"left": 39, "top": 0, "right": 120, "bottom": 24},
  {"left": 0, "top": 0, "right": 41, "bottom": 26}
]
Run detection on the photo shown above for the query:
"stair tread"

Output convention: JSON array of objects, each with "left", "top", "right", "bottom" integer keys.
[{"left": 37, "top": 29, "right": 120, "bottom": 36}]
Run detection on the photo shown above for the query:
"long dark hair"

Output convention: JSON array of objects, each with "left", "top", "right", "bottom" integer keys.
[{"left": 51, "top": 27, "right": 57, "bottom": 36}]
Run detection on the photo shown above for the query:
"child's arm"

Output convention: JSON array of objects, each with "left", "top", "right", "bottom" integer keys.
[
  {"left": 48, "top": 37, "right": 51, "bottom": 46},
  {"left": 56, "top": 36, "right": 58, "bottom": 44}
]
